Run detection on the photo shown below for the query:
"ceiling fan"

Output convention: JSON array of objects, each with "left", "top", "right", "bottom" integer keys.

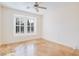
[{"left": 34, "top": 2, "right": 47, "bottom": 12}]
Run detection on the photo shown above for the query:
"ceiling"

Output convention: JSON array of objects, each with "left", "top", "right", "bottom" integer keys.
[
  {"left": 0, "top": 2, "right": 47, "bottom": 15},
  {"left": 0, "top": 2, "right": 79, "bottom": 15}
]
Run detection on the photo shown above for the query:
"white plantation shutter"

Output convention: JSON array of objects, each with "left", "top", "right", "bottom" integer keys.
[{"left": 14, "top": 15, "right": 36, "bottom": 36}]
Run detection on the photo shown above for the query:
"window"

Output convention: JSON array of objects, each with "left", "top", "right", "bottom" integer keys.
[
  {"left": 27, "top": 19, "right": 34, "bottom": 33},
  {"left": 14, "top": 15, "right": 36, "bottom": 35},
  {"left": 16, "top": 17, "right": 24, "bottom": 33}
]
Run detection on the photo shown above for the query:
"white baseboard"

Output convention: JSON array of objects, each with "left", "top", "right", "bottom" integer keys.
[{"left": 42, "top": 36, "right": 76, "bottom": 49}]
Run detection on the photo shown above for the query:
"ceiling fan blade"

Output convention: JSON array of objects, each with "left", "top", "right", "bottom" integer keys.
[{"left": 37, "top": 6, "right": 47, "bottom": 9}]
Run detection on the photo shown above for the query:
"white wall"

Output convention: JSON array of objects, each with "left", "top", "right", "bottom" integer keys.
[
  {"left": 42, "top": 3, "right": 79, "bottom": 49},
  {"left": 1, "top": 6, "right": 42, "bottom": 44},
  {"left": 0, "top": 5, "right": 2, "bottom": 44}
]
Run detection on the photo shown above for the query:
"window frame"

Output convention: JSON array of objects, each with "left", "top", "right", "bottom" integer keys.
[{"left": 13, "top": 14, "right": 37, "bottom": 36}]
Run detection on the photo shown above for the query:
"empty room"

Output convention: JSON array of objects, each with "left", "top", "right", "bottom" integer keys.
[{"left": 0, "top": 2, "right": 79, "bottom": 56}]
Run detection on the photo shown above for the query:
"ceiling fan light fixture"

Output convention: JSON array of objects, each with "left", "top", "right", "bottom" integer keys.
[{"left": 34, "top": 2, "right": 47, "bottom": 12}]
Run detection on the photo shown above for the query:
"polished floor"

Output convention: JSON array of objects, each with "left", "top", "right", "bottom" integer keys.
[{"left": 0, "top": 38, "right": 79, "bottom": 56}]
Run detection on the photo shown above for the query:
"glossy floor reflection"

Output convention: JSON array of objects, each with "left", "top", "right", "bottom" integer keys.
[{"left": 0, "top": 38, "right": 79, "bottom": 56}]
